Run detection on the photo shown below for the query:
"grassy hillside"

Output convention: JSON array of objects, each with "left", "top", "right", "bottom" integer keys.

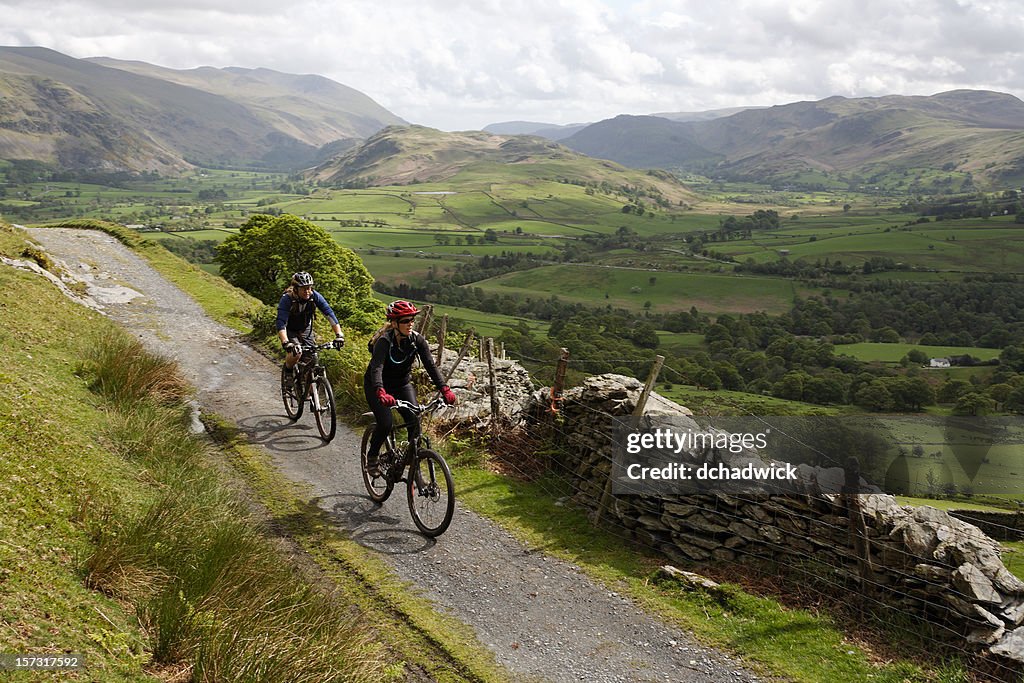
[{"left": 309, "top": 125, "right": 702, "bottom": 207}]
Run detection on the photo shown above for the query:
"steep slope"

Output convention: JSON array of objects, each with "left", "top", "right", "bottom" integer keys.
[
  {"left": 0, "top": 46, "right": 402, "bottom": 173},
  {"left": 310, "top": 124, "right": 700, "bottom": 204},
  {"left": 87, "top": 57, "right": 406, "bottom": 144},
  {"left": 561, "top": 90, "right": 1024, "bottom": 189}
]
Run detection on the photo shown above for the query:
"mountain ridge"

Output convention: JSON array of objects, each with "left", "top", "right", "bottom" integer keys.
[
  {"left": 0, "top": 46, "right": 404, "bottom": 173},
  {"left": 559, "top": 90, "right": 1024, "bottom": 189}
]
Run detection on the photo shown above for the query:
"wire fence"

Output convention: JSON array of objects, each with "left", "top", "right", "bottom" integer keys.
[{"left": 421, "top": 335, "right": 1023, "bottom": 680}]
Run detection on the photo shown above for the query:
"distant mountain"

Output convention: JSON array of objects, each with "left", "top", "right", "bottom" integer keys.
[
  {"left": 558, "top": 115, "right": 722, "bottom": 170},
  {"left": 484, "top": 120, "right": 590, "bottom": 141},
  {"left": 86, "top": 57, "right": 404, "bottom": 144},
  {"left": 561, "top": 91, "right": 1024, "bottom": 189},
  {"left": 650, "top": 106, "right": 762, "bottom": 122},
  {"left": 0, "top": 46, "right": 404, "bottom": 174},
  {"left": 310, "top": 124, "right": 700, "bottom": 205}
]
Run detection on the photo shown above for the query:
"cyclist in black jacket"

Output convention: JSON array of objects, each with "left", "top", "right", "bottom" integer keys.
[{"left": 364, "top": 300, "right": 456, "bottom": 475}]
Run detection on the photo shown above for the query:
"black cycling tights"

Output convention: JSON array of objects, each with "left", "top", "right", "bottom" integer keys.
[{"left": 364, "top": 382, "right": 420, "bottom": 460}]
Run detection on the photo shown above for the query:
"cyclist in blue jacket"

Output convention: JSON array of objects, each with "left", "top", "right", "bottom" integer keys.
[
  {"left": 364, "top": 300, "right": 456, "bottom": 475},
  {"left": 276, "top": 271, "right": 345, "bottom": 376}
]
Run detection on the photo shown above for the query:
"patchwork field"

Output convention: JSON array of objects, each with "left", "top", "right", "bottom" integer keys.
[{"left": 469, "top": 265, "right": 805, "bottom": 314}]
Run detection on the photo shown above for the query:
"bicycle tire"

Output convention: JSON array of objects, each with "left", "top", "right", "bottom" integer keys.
[
  {"left": 312, "top": 376, "right": 336, "bottom": 442},
  {"left": 281, "top": 365, "right": 303, "bottom": 420},
  {"left": 407, "top": 449, "right": 454, "bottom": 537},
  {"left": 361, "top": 425, "right": 393, "bottom": 503}
]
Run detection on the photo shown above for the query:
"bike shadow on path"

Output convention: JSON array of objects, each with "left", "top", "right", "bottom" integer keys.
[
  {"left": 233, "top": 413, "right": 335, "bottom": 453},
  {"left": 264, "top": 491, "right": 439, "bottom": 556}
]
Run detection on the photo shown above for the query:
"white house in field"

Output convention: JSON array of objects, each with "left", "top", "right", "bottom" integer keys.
[{"left": 929, "top": 358, "right": 951, "bottom": 368}]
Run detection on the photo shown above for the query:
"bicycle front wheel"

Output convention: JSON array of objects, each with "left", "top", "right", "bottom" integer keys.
[
  {"left": 281, "top": 365, "right": 302, "bottom": 420},
  {"left": 312, "top": 376, "right": 336, "bottom": 442},
  {"left": 361, "top": 425, "right": 393, "bottom": 503},
  {"left": 407, "top": 449, "right": 454, "bottom": 537}
]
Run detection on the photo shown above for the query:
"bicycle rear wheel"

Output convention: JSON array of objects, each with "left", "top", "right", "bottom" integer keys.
[
  {"left": 281, "top": 365, "right": 303, "bottom": 420},
  {"left": 312, "top": 376, "right": 336, "bottom": 442},
  {"left": 361, "top": 425, "right": 393, "bottom": 503},
  {"left": 407, "top": 449, "right": 454, "bottom": 537}
]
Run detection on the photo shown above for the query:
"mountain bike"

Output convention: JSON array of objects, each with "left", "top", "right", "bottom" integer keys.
[
  {"left": 360, "top": 397, "right": 455, "bottom": 537},
  {"left": 280, "top": 340, "right": 339, "bottom": 442}
]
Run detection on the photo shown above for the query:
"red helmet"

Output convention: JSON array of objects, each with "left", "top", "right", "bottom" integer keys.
[{"left": 386, "top": 300, "right": 420, "bottom": 320}]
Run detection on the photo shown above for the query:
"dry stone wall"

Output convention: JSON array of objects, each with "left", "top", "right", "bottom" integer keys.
[{"left": 542, "top": 373, "right": 1024, "bottom": 664}]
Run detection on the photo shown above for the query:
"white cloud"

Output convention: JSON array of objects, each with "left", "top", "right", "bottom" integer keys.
[{"left": 0, "top": 0, "right": 1022, "bottom": 130}]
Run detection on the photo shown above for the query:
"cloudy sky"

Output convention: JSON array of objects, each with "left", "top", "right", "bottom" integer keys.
[{"left": 1, "top": 0, "right": 1022, "bottom": 131}]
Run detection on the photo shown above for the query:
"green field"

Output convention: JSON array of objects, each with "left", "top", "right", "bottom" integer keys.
[
  {"left": 470, "top": 265, "right": 805, "bottom": 315},
  {"left": 835, "top": 342, "right": 1003, "bottom": 363},
  {"left": 715, "top": 215, "right": 1024, "bottom": 273}
]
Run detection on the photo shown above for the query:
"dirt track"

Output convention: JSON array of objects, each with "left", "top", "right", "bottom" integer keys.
[{"left": 28, "top": 227, "right": 761, "bottom": 683}]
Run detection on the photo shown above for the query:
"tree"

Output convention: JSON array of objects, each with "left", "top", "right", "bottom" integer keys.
[
  {"left": 216, "top": 213, "right": 384, "bottom": 331},
  {"left": 953, "top": 392, "right": 994, "bottom": 416},
  {"left": 854, "top": 381, "right": 895, "bottom": 412}
]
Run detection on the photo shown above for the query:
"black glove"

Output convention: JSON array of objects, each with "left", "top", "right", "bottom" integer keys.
[
  {"left": 333, "top": 333, "right": 345, "bottom": 350},
  {"left": 283, "top": 340, "right": 297, "bottom": 355}
]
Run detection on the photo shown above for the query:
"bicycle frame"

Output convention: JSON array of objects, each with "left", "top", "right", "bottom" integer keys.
[
  {"left": 292, "top": 341, "right": 334, "bottom": 403},
  {"left": 383, "top": 397, "right": 442, "bottom": 478}
]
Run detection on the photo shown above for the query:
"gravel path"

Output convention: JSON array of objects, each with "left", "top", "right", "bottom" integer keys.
[{"left": 28, "top": 228, "right": 762, "bottom": 683}]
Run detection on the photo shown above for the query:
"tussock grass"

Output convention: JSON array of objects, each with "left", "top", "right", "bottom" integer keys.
[
  {"left": 79, "top": 332, "right": 191, "bottom": 409},
  {"left": 79, "top": 328, "right": 395, "bottom": 683}
]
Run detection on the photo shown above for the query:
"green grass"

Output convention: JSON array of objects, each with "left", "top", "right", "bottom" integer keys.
[
  {"left": 469, "top": 265, "right": 804, "bottom": 315},
  {"left": 895, "top": 496, "right": 1010, "bottom": 512},
  {"left": 656, "top": 384, "right": 841, "bottom": 416},
  {"left": 0, "top": 235, "right": 160, "bottom": 681},
  {"left": 836, "top": 342, "right": 1002, "bottom": 363}
]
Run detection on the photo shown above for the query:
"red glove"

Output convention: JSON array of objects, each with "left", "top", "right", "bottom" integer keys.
[
  {"left": 376, "top": 387, "right": 396, "bottom": 407},
  {"left": 441, "top": 386, "right": 457, "bottom": 405}
]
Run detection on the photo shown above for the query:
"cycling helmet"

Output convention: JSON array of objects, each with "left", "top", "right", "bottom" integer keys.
[
  {"left": 386, "top": 300, "right": 420, "bottom": 319},
  {"left": 291, "top": 271, "right": 314, "bottom": 287}
]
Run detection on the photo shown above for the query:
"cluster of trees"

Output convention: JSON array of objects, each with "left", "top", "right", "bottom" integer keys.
[
  {"left": 903, "top": 190, "right": 1023, "bottom": 221},
  {"left": 161, "top": 238, "right": 218, "bottom": 264},
  {"left": 783, "top": 278, "right": 1024, "bottom": 347},
  {"left": 215, "top": 213, "right": 383, "bottom": 332},
  {"left": 735, "top": 256, "right": 906, "bottom": 279}
]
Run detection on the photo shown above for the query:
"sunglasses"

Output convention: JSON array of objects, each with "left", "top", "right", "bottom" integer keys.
[{"left": 397, "top": 317, "right": 416, "bottom": 324}]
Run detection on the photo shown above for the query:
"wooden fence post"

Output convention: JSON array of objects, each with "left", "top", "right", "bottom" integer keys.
[
  {"left": 435, "top": 315, "right": 448, "bottom": 364},
  {"left": 416, "top": 304, "right": 433, "bottom": 336},
  {"left": 485, "top": 337, "right": 499, "bottom": 433},
  {"left": 551, "top": 347, "right": 570, "bottom": 408},
  {"left": 632, "top": 355, "right": 665, "bottom": 418},
  {"left": 597, "top": 355, "right": 664, "bottom": 524},
  {"left": 444, "top": 329, "right": 474, "bottom": 384}
]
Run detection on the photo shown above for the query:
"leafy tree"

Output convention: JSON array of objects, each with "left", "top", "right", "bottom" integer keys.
[
  {"left": 216, "top": 213, "right": 383, "bottom": 331},
  {"left": 854, "top": 381, "right": 895, "bottom": 412},
  {"left": 953, "top": 392, "right": 994, "bottom": 416}
]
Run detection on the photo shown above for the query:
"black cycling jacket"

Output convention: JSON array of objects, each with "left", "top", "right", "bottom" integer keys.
[{"left": 364, "top": 329, "right": 445, "bottom": 391}]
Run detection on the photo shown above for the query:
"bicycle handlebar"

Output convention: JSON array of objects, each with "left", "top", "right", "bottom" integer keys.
[
  {"left": 393, "top": 396, "right": 444, "bottom": 414},
  {"left": 295, "top": 340, "right": 340, "bottom": 352}
]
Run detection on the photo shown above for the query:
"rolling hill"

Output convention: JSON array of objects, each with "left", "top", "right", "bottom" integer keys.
[
  {"left": 0, "top": 46, "right": 404, "bottom": 173},
  {"left": 308, "top": 124, "right": 701, "bottom": 205},
  {"left": 561, "top": 90, "right": 1024, "bottom": 190}
]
